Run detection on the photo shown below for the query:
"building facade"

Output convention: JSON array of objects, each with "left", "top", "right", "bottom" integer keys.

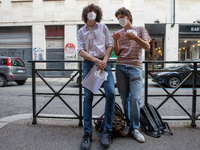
[{"left": 0, "top": 0, "right": 200, "bottom": 76}]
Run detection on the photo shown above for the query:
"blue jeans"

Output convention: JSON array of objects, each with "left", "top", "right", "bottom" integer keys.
[
  {"left": 116, "top": 65, "right": 143, "bottom": 131},
  {"left": 83, "top": 60, "right": 115, "bottom": 134}
]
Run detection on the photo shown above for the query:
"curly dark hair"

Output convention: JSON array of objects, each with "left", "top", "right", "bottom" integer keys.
[
  {"left": 81, "top": 3, "right": 103, "bottom": 23},
  {"left": 115, "top": 7, "right": 133, "bottom": 24}
]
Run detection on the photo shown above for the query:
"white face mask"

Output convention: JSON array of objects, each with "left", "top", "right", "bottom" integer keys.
[
  {"left": 87, "top": 11, "right": 97, "bottom": 21},
  {"left": 119, "top": 18, "right": 127, "bottom": 27}
]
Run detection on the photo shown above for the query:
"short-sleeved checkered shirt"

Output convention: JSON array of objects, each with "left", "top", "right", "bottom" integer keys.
[{"left": 116, "top": 26, "right": 151, "bottom": 68}]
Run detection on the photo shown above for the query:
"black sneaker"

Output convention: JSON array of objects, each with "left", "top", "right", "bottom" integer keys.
[
  {"left": 100, "top": 131, "right": 112, "bottom": 149},
  {"left": 80, "top": 132, "right": 92, "bottom": 150}
]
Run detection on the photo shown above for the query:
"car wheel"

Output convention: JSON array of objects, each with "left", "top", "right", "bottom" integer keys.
[
  {"left": 0, "top": 75, "right": 8, "bottom": 87},
  {"left": 168, "top": 77, "right": 180, "bottom": 88},
  {"left": 15, "top": 80, "right": 26, "bottom": 85}
]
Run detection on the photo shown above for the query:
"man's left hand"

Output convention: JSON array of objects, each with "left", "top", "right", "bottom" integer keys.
[
  {"left": 96, "top": 59, "right": 107, "bottom": 71},
  {"left": 125, "top": 32, "right": 137, "bottom": 41}
]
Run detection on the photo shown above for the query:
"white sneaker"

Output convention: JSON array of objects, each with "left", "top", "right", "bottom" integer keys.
[
  {"left": 132, "top": 129, "right": 145, "bottom": 143},
  {"left": 121, "top": 126, "right": 130, "bottom": 136}
]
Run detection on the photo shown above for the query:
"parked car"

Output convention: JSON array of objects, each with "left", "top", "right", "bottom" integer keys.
[
  {"left": 0, "top": 56, "right": 28, "bottom": 87},
  {"left": 152, "top": 62, "right": 200, "bottom": 88},
  {"left": 70, "top": 71, "right": 80, "bottom": 84}
]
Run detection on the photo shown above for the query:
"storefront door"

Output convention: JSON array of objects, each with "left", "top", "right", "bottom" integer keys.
[
  {"left": 145, "top": 37, "right": 164, "bottom": 69},
  {"left": 145, "top": 24, "right": 166, "bottom": 69}
]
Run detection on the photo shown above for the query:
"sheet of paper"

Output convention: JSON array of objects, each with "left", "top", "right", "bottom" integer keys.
[
  {"left": 127, "top": 29, "right": 137, "bottom": 36},
  {"left": 82, "top": 65, "right": 104, "bottom": 94}
]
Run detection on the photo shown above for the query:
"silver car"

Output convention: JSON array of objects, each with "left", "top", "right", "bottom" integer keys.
[{"left": 0, "top": 56, "right": 28, "bottom": 87}]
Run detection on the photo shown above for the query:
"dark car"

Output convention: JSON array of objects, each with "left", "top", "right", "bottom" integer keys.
[
  {"left": 0, "top": 56, "right": 28, "bottom": 87},
  {"left": 152, "top": 62, "right": 200, "bottom": 88}
]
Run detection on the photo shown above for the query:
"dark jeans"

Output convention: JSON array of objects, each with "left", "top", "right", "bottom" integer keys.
[
  {"left": 83, "top": 60, "right": 115, "bottom": 133},
  {"left": 116, "top": 65, "right": 143, "bottom": 131}
]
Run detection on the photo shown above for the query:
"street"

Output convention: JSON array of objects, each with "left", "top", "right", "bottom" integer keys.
[{"left": 0, "top": 78, "right": 199, "bottom": 123}]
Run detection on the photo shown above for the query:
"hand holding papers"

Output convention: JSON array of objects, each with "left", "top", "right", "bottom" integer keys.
[
  {"left": 95, "top": 70, "right": 108, "bottom": 81},
  {"left": 82, "top": 65, "right": 108, "bottom": 94},
  {"left": 126, "top": 29, "right": 137, "bottom": 36}
]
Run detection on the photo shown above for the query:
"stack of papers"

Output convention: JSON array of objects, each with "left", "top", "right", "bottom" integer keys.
[
  {"left": 127, "top": 29, "right": 137, "bottom": 36},
  {"left": 82, "top": 65, "right": 108, "bottom": 94}
]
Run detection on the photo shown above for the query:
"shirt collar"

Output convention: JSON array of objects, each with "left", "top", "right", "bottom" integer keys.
[
  {"left": 85, "top": 22, "right": 99, "bottom": 30},
  {"left": 124, "top": 26, "right": 134, "bottom": 31}
]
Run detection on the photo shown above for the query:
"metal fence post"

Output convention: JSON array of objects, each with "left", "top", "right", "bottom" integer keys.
[
  {"left": 144, "top": 62, "right": 148, "bottom": 105},
  {"left": 191, "top": 62, "right": 197, "bottom": 127},
  {"left": 79, "top": 61, "right": 83, "bottom": 126},
  {"left": 32, "top": 62, "right": 37, "bottom": 125}
]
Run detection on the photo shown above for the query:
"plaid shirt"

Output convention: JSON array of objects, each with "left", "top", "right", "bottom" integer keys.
[{"left": 116, "top": 26, "right": 151, "bottom": 68}]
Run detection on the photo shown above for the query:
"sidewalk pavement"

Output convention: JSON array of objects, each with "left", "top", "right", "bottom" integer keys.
[{"left": 0, "top": 114, "right": 200, "bottom": 150}]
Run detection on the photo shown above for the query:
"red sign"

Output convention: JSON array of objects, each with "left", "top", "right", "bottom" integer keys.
[{"left": 65, "top": 43, "right": 76, "bottom": 53}]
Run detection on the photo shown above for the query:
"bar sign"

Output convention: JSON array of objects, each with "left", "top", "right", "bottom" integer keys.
[{"left": 191, "top": 27, "right": 200, "bottom": 32}]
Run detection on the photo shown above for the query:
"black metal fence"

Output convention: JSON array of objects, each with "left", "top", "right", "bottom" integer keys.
[
  {"left": 29, "top": 60, "right": 200, "bottom": 127},
  {"left": 144, "top": 61, "right": 200, "bottom": 127}
]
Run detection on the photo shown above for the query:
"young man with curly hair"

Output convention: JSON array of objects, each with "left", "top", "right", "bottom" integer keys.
[
  {"left": 77, "top": 3, "right": 115, "bottom": 150},
  {"left": 112, "top": 7, "right": 151, "bottom": 143}
]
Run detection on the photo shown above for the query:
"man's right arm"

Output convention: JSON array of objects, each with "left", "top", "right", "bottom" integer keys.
[
  {"left": 77, "top": 29, "right": 97, "bottom": 62},
  {"left": 112, "top": 32, "right": 121, "bottom": 56},
  {"left": 79, "top": 50, "right": 98, "bottom": 63},
  {"left": 79, "top": 50, "right": 107, "bottom": 71}
]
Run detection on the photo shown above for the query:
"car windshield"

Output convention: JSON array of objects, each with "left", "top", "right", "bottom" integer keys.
[{"left": 11, "top": 58, "right": 25, "bottom": 67}]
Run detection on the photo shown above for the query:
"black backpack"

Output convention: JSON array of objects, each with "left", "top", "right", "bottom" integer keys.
[
  {"left": 94, "top": 103, "right": 126, "bottom": 137},
  {"left": 140, "top": 103, "right": 173, "bottom": 138}
]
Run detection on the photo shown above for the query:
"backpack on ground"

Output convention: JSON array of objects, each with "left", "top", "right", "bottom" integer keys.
[
  {"left": 140, "top": 103, "right": 173, "bottom": 138},
  {"left": 94, "top": 103, "right": 126, "bottom": 137}
]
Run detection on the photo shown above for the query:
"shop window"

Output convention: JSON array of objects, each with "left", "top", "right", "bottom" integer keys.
[
  {"left": 145, "top": 38, "right": 164, "bottom": 69},
  {"left": 179, "top": 38, "right": 200, "bottom": 61},
  {"left": 1, "top": 59, "right": 7, "bottom": 65},
  {"left": 46, "top": 26, "right": 64, "bottom": 38},
  {"left": 12, "top": 0, "right": 32, "bottom": 1}
]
